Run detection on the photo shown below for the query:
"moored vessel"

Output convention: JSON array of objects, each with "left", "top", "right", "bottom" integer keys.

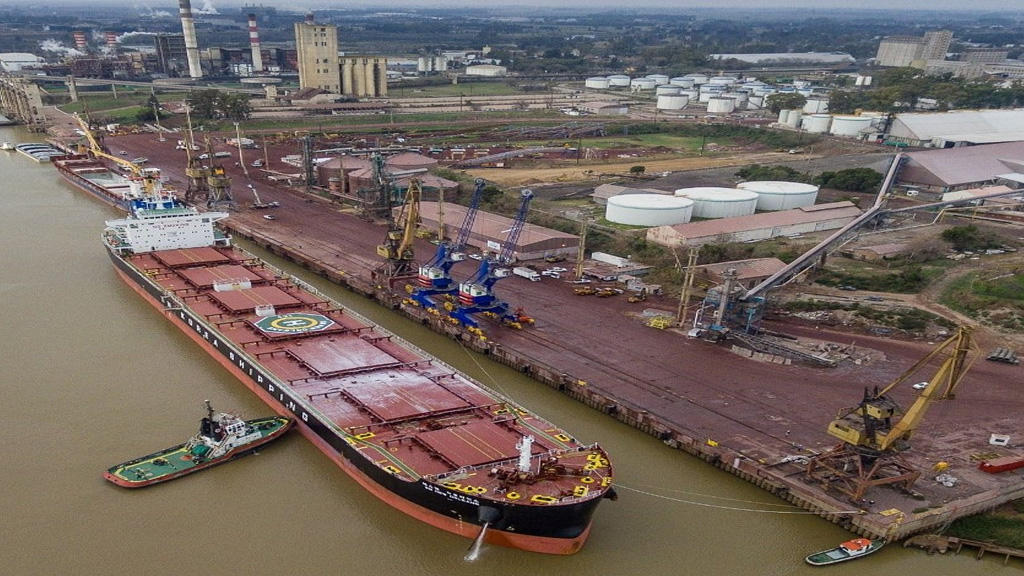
[
  {"left": 805, "top": 538, "right": 884, "bottom": 565},
  {"left": 104, "top": 400, "right": 293, "bottom": 488},
  {"left": 53, "top": 153, "right": 169, "bottom": 211},
  {"left": 1, "top": 141, "right": 14, "bottom": 151},
  {"left": 101, "top": 195, "right": 614, "bottom": 554},
  {"left": 15, "top": 142, "right": 63, "bottom": 162}
]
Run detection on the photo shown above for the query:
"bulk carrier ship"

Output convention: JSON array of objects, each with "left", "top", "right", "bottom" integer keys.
[{"left": 102, "top": 196, "right": 614, "bottom": 554}]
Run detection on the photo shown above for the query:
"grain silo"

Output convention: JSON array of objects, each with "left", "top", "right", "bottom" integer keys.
[
  {"left": 803, "top": 98, "right": 829, "bottom": 114},
  {"left": 606, "top": 194, "right": 694, "bottom": 226},
  {"left": 803, "top": 114, "right": 832, "bottom": 134},
  {"left": 737, "top": 181, "right": 819, "bottom": 211},
  {"left": 656, "top": 94, "right": 689, "bottom": 110},
  {"left": 785, "top": 110, "right": 802, "bottom": 128},
  {"left": 608, "top": 74, "right": 631, "bottom": 87},
  {"left": 674, "top": 187, "right": 759, "bottom": 218},
  {"left": 829, "top": 115, "right": 874, "bottom": 137},
  {"left": 585, "top": 77, "right": 611, "bottom": 89}
]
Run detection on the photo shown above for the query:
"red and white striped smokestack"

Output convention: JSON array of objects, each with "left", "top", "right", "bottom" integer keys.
[
  {"left": 177, "top": 0, "right": 203, "bottom": 79},
  {"left": 73, "top": 31, "right": 88, "bottom": 50},
  {"left": 247, "top": 13, "right": 264, "bottom": 73},
  {"left": 105, "top": 31, "right": 118, "bottom": 49}
]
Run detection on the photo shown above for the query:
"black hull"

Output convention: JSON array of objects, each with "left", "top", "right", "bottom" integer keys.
[{"left": 106, "top": 246, "right": 604, "bottom": 543}]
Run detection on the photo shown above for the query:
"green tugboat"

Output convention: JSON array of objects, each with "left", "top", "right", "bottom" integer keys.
[
  {"left": 805, "top": 538, "right": 884, "bottom": 566},
  {"left": 103, "top": 401, "right": 293, "bottom": 488}
]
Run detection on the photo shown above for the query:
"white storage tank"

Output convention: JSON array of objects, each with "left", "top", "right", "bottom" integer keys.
[
  {"left": 723, "top": 92, "right": 748, "bottom": 107},
  {"left": 785, "top": 109, "right": 802, "bottom": 128},
  {"left": 645, "top": 74, "right": 670, "bottom": 84},
  {"left": 737, "top": 181, "right": 819, "bottom": 211},
  {"left": 656, "top": 94, "right": 689, "bottom": 110},
  {"left": 608, "top": 75, "right": 631, "bottom": 87},
  {"left": 747, "top": 95, "right": 764, "bottom": 109},
  {"left": 698, "top": 84, "right": 725, "bottom": 94},
  {"left": 708, "top": 75, "right": 737, "bottom": 86},
  {"left": 606, "top": 194, "right": 694, "bottom": 226},
  {"left": 656, "top": 84, "right": 681, "bottom": 95},
  {"left": 674, "top": 187, "right": 759, "bottom": 219},
  {"left": 803, "top": 113, "right": 832, "bottom": 133},
  {"left": 777, "top": 109, "right": 791, "bottom": 124},
  {"left": 585, "top": 77, "right": 611, "bottom": 89},
  {"left": 630, "top": 77, "right": 658, "bottom": 91},
  {"left": 803, "top": 98, "right": 829, "bottom": 114},
  {"left": 684, "top": 73, "right": 709, "bottom": 85},
  {"left": 830, "top": 115, "right": 874, "bottom": 137},
  {"left": 670, "top": 77, "right": 695, "bottom": 88},
  {"left": 681, "top": 88, "right": 699, "bottom": 100},
  {"left": 707, "top": 96, "right": 736, "bottom": 114}
]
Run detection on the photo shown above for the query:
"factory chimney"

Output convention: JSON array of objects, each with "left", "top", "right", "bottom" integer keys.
[
  {"left": 72, "top": 31, "right": 88, "bottom": 51},
  {"left": 105, "top": 31, "right": 118, "bottom": 53},
  {"left": 247, "top": 13, "right": 264, "bottom": 73},
  {"left": 177, "top": 0, "right": 203, "bottom": 79}
]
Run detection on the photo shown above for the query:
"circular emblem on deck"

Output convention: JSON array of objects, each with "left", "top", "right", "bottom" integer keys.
[{"left": 255, "top": 313, "right": 334, "bottom": 334}]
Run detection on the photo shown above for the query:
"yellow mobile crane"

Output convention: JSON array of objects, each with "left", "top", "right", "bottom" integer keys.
[
  {"left": 74, "top": 113, "right": 162, "bottom": 198},
  {"left": 805, "top": 327, "right": 975, "bottom": 500},
  {"left": 375, "top": 179, "right": 421, "bottom": 280}
]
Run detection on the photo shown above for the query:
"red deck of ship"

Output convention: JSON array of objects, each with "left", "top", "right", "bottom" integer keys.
[{"left": 125, "top": 245, "right": 611, "bottom": 502}]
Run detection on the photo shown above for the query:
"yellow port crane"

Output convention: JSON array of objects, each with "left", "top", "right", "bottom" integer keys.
[
  {"left": 805, "top": 327, "right": 976, "bottom": 501},
  {"left": 375, "top": 178, "right": 421, "bottom": 279},
  {"left": 73, "top": 113, "right": 166, "bottom": 201}
]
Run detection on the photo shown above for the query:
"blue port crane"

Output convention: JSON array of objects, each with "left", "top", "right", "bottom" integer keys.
[
  {"left": 409, "top": 179, "right": 486, "bottom": 309},
  {"left": 449, "top": 189, "right": 534, "bottom": 330}
]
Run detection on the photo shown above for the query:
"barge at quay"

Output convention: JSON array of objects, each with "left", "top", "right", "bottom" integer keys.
[
  {"left": 101, "top": 196, "right": 614, "bottom": 554},
  {"left": 53, "top": 153, "right": 167, "bottom": 211}
]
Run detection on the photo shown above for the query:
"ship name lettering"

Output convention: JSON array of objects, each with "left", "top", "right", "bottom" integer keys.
[
  {"left": 286, "top": 400, "right": 297, "bottom": 411},
  {"left": 257, "top": 375, "right": 263, "bottom": 383},
  {"left": 422, "top": 483, "right": 479, "bottom": 505},
  {"left": 301, "top": 413, "right": 308, "bottom": 422},
  {"left": 229, "top": 352, "right": 235, "bottom": 361},
  {"left": 213, "top": 339, "right": 219, "bottom": 348},
  {"left": 268, "top": 384, "right": 275, "bottom": 393}
]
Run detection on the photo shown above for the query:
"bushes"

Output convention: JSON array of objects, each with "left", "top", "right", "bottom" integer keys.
[
  {"left": 813, "top": 168, "right": 883, "bottom": 192},
  {"left": 814, "top": 265, "right": 929, "bottom": 293},
  {"left": 940, "top": 225, "right": 1003, "bottom": 252}
]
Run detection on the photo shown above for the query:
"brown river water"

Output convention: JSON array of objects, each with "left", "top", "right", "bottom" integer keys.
[{"left": 0, "top": 125, "right": 997, "bottom": 575}]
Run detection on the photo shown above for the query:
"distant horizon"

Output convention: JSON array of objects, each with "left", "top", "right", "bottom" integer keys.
[{"left": 1, "top": 0, "right": 1022, "bottom": 13}]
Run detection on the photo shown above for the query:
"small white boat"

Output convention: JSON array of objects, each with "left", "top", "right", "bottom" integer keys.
[
  {"left": 805, "top": 538, "right": 884, "bottom": 566},
  {"left": 1, "top": 142, "right": 14, "bottom": 151}
]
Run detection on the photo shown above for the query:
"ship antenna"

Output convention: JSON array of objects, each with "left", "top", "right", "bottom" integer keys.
[{"left": 204, "top": 399, "right": 214, "bottom": 420}]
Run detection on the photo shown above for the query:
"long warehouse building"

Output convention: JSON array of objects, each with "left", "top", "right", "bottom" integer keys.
[
  {"left": 418, "top": 202, "right": 579, "bottom": 261},
  {"left": 646, "top": 201, "right": 862, "bottom": 247}
]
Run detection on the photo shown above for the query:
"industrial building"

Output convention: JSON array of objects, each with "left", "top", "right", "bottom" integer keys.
[
  {"left": 897, "top": 141, "right": 1024, "bottom": 192},
  {"left": 844, "top": 243, "right": 910, "bottom": 262},
  {"left": 0, "top": 53, "right": 43, "bottom": 72},
  {"left": 578, "top": 102, "right": 629, "bottom": 115},
  {"left": 708, "top": 52, "right": 855, "bottom": 67},
  {"left": 698, "top": 258, "right": 788, "bottom": 290},
  {"left": 875, "top": 30, "right": 952, "bottom": 68},
  {"left": 646, "top": 201, "right": 862, "bottom": 247},
  {"left": 417, "top": 203, "right": 579, "bottom": 262},
  {"left": 464, "top": 64, "right": 507, "bottom": 77},
  {"left": 294, "top": 15, "right": 341, "bottom": 93},
  {"left": 154, "top": 34, "right": 188, "bottom": 76},
  {"left": 887, "top": 110, "right": 1024, "bottom": 147}
]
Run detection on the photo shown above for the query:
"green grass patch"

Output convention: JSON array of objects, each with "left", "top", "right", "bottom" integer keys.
[
  {"left": 59, "top": 94, "right": 152, "bottom": 114},
  {"left": 940, "top": 271, "right": 1024, "bottom": 330},
  {"left": 394, "top": 82, "right": 525, "bottom": 98},
  {"left": 947, "top": 513, "right": 1024, "bottom": 549}
]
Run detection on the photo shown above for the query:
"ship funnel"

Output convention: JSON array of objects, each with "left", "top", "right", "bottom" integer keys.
[
  {"left": 247, "top": 13, "right": 263, "bottom": 73},
  {"left": 178, "top": 0, "right": 203, "bottom": 79}
]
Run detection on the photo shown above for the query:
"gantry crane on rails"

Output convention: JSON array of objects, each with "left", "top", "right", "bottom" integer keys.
[
  {"left": 409, "top": 178, "right": 486, "bottom": 309},
  {"left": 805, "top": 326, "right": 976, "bottom": 501},
  {"left": 449, "top": 189, "right": 534, "bottom": 331},
  {"left": 375, "top": 178, "right": 422, "bottom": 281}
]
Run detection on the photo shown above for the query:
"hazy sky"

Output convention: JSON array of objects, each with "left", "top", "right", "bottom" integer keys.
[{"left": 3, "top": 0, "right": 1023, "bottom": 11}]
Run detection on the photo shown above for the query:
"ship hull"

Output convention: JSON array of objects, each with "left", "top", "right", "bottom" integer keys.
[
  {"left": 107, "top": 248, "right": 605, "bottom": 554},
  {"left": 53, "top": 155, "right": 131, "bottom": 211}
]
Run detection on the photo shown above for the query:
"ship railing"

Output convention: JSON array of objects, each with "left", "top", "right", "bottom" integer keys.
[
  {"left": 425, "top": 443, "right": 603, "bottom": 481},
  {"left": 237, "top": 246, "right": 531, "bottom": 409}
]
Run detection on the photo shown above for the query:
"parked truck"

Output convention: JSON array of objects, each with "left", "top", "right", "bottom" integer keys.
[{"left": 513, "top": 267, "right": 541, "bottom": 282}]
